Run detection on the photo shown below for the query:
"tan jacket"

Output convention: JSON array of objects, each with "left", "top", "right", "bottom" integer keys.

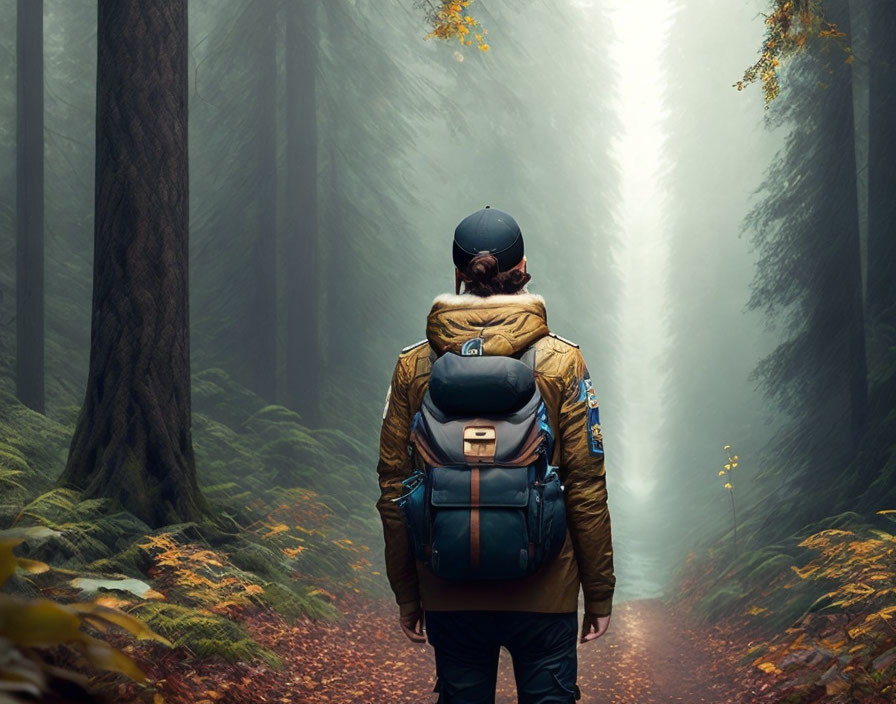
[{"left": 375, "top": 292, "right": 615, "bottom": 616}]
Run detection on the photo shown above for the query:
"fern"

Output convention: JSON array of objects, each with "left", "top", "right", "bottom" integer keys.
[{"left": 129, "top": 601, "right": 280, "bottom": 667}]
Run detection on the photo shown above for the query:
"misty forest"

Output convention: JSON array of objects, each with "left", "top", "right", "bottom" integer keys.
[{"left": 1, "top": 0, "right": 895, "bottom": 702}]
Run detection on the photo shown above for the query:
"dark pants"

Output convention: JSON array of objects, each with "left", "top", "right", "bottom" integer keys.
[{"left": 425, "top": 610, "right": 581, "bottom": 704}]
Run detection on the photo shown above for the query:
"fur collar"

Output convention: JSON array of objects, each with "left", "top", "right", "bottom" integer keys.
[{"left": 431, "top": 291, "right": 546, "bottom": 307}]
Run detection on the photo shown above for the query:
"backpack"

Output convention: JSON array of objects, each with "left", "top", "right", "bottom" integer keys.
[{"left": 393, "top": 339, "right": 567, "bottom": 581}]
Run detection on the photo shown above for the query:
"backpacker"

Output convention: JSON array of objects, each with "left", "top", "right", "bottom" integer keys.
[{"left": 393, "top": 339, "right": 567, "bottom": 581}]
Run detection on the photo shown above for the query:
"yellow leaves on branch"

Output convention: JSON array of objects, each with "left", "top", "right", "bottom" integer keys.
[
  {"left": 746, "top": 516, "right": 896, "bottom": 692},
  {"left": 261, "top": 522, "right": 289, "bottom": 540},
  {"left": 137, "top": 533, "right": 265, "bottom": 614},
  {"left": 719, "top": 443, "right": 739, "bottom": 491},
  {"left": 736, "top": 0, "right": 852, "bottom": 108},
  {"left": 423, "top": 0, "right": 490, "bottom": 52},
  {"left": 790, "top": 563, "right": 820, "bottom": 579},
  {"left": 788, "top": 523, "right": 896, "bottom": 611}
]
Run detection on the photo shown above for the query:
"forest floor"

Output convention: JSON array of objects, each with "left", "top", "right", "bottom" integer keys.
[{"left": 130, "top": 593, "right": 746, "bottom": 704}]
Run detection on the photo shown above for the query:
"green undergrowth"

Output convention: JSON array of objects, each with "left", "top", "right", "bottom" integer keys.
[
  {"left": 0, "top": 386, "right": 72, "bottom": 521},
  {"left": 128, "top": 601, "right": 281, "bottom": 668},
  {"left": 673, "top": 343, "right": 896, "bottom": 635},
  {"left": 670, "top": 511, "right": 896, "bottom": 701},
  {"left": 1, "top": 364, "right": 385, "bottom": 678},
  {"left": 672, "top": 510, "right": 886, "bottom": 630}
]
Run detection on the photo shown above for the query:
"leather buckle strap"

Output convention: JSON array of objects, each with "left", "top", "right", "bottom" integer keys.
[{"left": 469, "top": 468, "right": 480, "bottom": 569}]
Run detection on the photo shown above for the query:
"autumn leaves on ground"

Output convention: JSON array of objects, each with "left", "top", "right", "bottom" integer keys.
[
  {"left": 1, "top": 365, "right": 896, "bottom": 704},
  {"left": 4, "top": 440, "right": 896, "bottom": 704},
  {"left": 3, "top": 353, "right": 896, "bottom": 704}
]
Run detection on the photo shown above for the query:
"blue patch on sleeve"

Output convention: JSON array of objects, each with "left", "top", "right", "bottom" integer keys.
[
  {"left": 587, "top": 404, "right": 603, "bottom": 456},
  {"left": 537, "top": 401, "right": 555, "bottom": 459},
  {"left": 580, "top": 372, "right": 603, "bottom": 456}
]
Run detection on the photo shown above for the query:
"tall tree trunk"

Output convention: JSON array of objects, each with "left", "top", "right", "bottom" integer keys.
[
  {"left": 812, "top": 0, "right": 868, "bottom": 505},
  {"left": 59, "top": 0, "right": 205, "bottom": 528},
  {"left": 284, "top": 0, "right": 320, "bottom": 425},
  {"left": 250, "top": 0, "right": 278, "bottom": 401},
  {"left": 866, "top": 0, "right": 896, "bottom": 367},
  {"left": 849, "top": 0, "right": 870, "bottom": 309},
  {"left": 324, "top": 141, "right": 342, "bottom": 368},
  {"left": 16, "top": 0, "right": 44, "bottom": 414},
  {"left": 751, "top": 0, "right": 869, "bottom": 530}
]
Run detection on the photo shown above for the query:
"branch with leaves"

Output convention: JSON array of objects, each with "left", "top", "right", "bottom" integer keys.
[
  {"left": 719, "top": 444, "right": 741, "bottom": 556},
  {"left": 747, "top": 512, "right": 896, "bottom": 698},
  {"left": 417, "top": 0, "right": 489, "bottom": 51},
  {"left": 735, "top": 0, "right": 851, "bottom": 107}
]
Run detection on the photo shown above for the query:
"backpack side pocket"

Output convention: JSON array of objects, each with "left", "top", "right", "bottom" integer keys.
[
  {"left": 395, "top": 471, "right": 429, "bottom": 562},
  {"left": 536, "top": 467, "right": 567, "bottom": 564}
]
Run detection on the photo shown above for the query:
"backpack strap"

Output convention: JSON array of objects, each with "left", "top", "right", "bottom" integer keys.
[{"left": 517, "top": 343, "right": 537, "bottom": 370}]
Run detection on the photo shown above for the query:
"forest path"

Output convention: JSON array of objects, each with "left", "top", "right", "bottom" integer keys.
[
  {"left": 244, "top": 595, "right": 742, "bottom": 704},
  {"left": 558, "top": 598, "right": 737, "bottom": 704}
]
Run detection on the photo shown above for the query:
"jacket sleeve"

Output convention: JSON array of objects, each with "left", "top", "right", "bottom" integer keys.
[
  {"left": 375, "top": 354, "right": 420, "bottom": 607},
  {"left": 557, "top": 347, "right": 615, "bottom": 617}
]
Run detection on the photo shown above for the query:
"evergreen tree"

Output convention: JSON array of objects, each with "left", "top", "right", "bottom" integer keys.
[
  {"left": 15, "top": 0, "right": 44, "bottom": 413},
  {"left": 189, "top": 0, "right": 283, "bottom": 405},
  {"left": 284, "top": 0, "right": 321, "bottom": 424},
  {"left": 745, "top": 0, "right": 866, "bottom": 534},
  {"left": 60, "top": 0, "right": 206, "bottom": 528},
  {"left": 250, "top": 0, "right": 279, "bottom": 402},
  {"left": 865, "top": 0, "right": 896, "bottom": 368}
]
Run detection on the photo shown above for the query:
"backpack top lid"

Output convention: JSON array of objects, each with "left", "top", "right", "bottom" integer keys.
[{"left": 428, "top": 351, "right": 536, "bottom": 416}]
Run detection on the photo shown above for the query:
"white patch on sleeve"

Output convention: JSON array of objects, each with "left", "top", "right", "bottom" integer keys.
[{"left": 382, "top": 384, "right": 393, "bottom": 420}]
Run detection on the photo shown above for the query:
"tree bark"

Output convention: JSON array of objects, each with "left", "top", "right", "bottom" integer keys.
[
  {"left": 849, "top": 0, "right": 870, "bottom": 309},
  {"left": 250, "top": 0, "right": 279, "bottom": 402},
  {"left": 59, "top": 0, "right": 206, "bottom": 528},
  {"left": 16, "top": 0, "right": 44, "bottom": 414},
  {"left": 821, "top": 0, "right": 868, "bottom": 461},
  {"left": 866, "top": 0, "right": 896, "bottom": 364},
  {"left": 284, "top": 0, "right": 320, "bottom": 424}
]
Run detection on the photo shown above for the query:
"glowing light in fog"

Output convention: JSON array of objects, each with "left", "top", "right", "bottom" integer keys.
[{"left": 606, "top": 0, "right": 676, "bottom": 498}]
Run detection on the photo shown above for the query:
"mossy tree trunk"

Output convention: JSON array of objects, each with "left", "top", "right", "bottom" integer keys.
[
  {"left": 59, "top": 0, "right": 206, "bottom": 528},
  {"left": 284, "top": 0, "right": 320, "bottom": 425},
  {"left": 16, "top": 0, "right": 44, "bottom": 414}
]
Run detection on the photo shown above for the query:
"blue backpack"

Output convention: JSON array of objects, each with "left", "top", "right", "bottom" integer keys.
[{"left": 394, "top": 339, "right": 567, "bottom": 581}]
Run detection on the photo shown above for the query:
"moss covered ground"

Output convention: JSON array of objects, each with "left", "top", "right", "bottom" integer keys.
[{"left": 0, "top": 365, "right": 387, "bottom": 703}]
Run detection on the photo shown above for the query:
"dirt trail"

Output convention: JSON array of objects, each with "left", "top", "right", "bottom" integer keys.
[
  {"left": 543, "top": 598, "right": 736, "bottom": 704},
  {"left": 242, "top": 595, "right": 741, "bottom": 704}
]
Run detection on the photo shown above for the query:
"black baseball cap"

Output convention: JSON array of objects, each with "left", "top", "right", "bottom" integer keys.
[{"left": 452, "top": 206, "right": 524, "bottom": 271}]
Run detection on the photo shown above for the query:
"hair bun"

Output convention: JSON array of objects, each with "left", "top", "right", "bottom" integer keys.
[
  {"left": 469, "top": 253, "right": 499, "bottom": 282},
  {"left": 460, "top": 252, "right": 530, "bottom": 296}
]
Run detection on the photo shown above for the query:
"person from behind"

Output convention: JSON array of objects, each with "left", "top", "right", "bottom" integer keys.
[{"left": 376, "top": 206, "right": 615, "bottom": 703}]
